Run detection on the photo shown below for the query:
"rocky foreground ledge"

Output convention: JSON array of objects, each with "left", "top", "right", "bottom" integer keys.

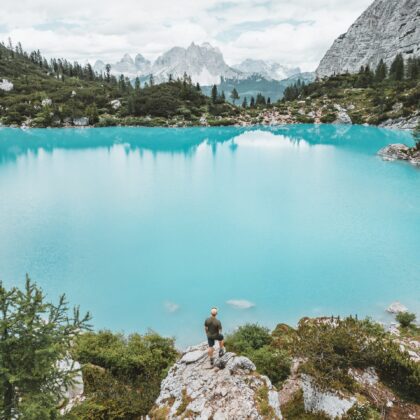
[
  {"left": 378, "top": 144, "right": 420, "bottom": 166},
  {"left": 150, "top": 342, "right": 282, "bottom": 419}
]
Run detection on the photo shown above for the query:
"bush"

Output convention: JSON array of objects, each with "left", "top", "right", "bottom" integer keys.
[
  {"left": 396, "top": 312, "right": 416, "bottom": 328},
  {"left": 295, "top": 317, "right": 420, "bottom": 402},
  {"left": 70, "top": 330, "right": 178, "bottom": 418},
  {"left": 225, "top": 324, "right": 271, "bottom": 353},
  {"left": 320, "top": 113, "right": 336, "bottom": 123},
  {"left": 248, "top": 346, "right": 291, "bottom": 387}
]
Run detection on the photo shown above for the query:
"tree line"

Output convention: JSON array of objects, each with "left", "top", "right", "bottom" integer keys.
[{"left": 283, "top": 54, "right": 420, "bottom": 101}]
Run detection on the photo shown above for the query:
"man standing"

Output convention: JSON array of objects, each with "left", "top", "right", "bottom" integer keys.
[{"left": 204, "top": 307, "right": 225, "bottom": 366}]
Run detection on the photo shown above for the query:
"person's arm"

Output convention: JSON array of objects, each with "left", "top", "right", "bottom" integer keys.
[
  {"left": 204, "top": 319, "right": 209, "bottom": 334},
  {"left": 219, "top": 320, "right": 222, "bottom": 332}
]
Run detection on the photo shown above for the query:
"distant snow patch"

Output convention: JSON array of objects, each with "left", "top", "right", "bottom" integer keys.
[
  {"left": 164, "top": 301, "right": 180, "bottom": 313},
  {"left": 226, "top": 299, "right": 255, "bottom": 310},
  {"left": 0, "top": 79, "right": 13, "bottom": 91}
]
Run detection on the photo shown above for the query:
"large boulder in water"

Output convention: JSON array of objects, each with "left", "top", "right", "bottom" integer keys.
[{"left": 150, "top": 342, "right": 282, "bottom": 419}]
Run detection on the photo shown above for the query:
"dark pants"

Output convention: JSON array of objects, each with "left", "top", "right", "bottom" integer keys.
[{"left": 207, "top": 334, "right": 224, "bottom": 347}]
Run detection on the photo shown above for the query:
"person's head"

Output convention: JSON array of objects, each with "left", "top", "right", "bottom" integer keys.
[{"left": 210, "top": 307, "right": 218, "bottom": 317}]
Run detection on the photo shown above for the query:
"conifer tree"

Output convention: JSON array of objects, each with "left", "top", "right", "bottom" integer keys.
[
  {"left": 230, "top": 88, "right": 240, "bottom": 105},
  {"left": 242, "top": 97, "right": 248, "bottom": 108},
  {"left": 135, "top": 77, "right": 141, "bottom": 91},
  {"left": 250, "top": 96, "right": 255, "bottom": 108},
  {"left": 375, "top": 59, "right": 387, "bottom": 81},
  {"left": 389, "top": 54, "right": 405, "bottom": 81},
  {"left": 211, "top": 85, "right": 218, "bottom": 103},
  {"left": 0, "top": 276, "right": 90, "bottom": 419}
]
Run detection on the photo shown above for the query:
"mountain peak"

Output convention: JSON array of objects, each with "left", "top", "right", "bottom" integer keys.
[{"left": 316, "top": 0, "right": 420, "bottom": 77}]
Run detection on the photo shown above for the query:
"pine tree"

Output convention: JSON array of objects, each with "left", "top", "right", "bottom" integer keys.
[
  {"left": 242, "top": 97, "right": 248, "bottom": 108},
  {"left": 196, "top": 82, "right": 201, "bottom": 91},
  {"left": 250, "top": 96, "right": 255, "bottom": 108},
  {"left": 389, "top": 54, "right": 405, "bottom": 81},
  {"left": 0, "top": 276, "right": 90, "bottom": 419},
  {"left": 375, "top": 59, "right": 387, "bottom": 81},
  {"left": 406, "top": 57, "right": 420, "bottom": 80},
  {"left": 105, "top": 64, "right": 111, "bottom": 82},
  {"left": 118, "top": 74, "right": 126, "bottom": 91},
  {"left": 230, "top": 88, "right": 240, "bottom": 105},
  {"left": 211, "top": 85, "right": 218, "bottom": 103},
  {"left": 221, "top": 91, "right": 226, "bottom": 101},
  {"left": 135, "top": 77, "right": 141, "bottom": 91},
  {"left": 149, "top": 74, "right": 154, "bottom": 86}
]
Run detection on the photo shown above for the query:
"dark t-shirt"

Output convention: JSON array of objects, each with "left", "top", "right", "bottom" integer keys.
[{"left": 204, "top": 317, "right": 222, "bottom": 339}]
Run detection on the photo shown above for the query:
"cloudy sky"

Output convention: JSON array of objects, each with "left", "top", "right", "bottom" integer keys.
[{"left": 0, "top": 0, "right": 373, "bottom": 71}]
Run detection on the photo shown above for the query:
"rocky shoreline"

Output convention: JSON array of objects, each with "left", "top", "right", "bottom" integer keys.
[{"left": 378, "top": 143, "right": 420, "bottom": 166}]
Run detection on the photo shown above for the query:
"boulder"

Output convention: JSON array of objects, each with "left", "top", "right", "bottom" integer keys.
[
  {"left": 0, "top": 79, "right": 13, "bottom": 91},
  {"left": 151, "top": 342, "right": 282, "bottom": 419},
  {"left": 73, "top": 117, "right": 89, "bottom": 127},
  {"left": 333, "top": 104, "right": 352, "bottom": 125},
  {"left": 110, "top": 99, "right": 121, "bottom": 110},
  {"left": 386, "top": 301, "right": 408, "bottom": 314},
  {"left": 301, "top": 374, "right": 356, "bottom": 418}
]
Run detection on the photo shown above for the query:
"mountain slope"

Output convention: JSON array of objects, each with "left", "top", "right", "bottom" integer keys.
[
  {"left": 316, "top": 0, "right": 420, "bottom": 77},
  {"left": 234, "top": 59, "right": 300, "bottom": 81}
]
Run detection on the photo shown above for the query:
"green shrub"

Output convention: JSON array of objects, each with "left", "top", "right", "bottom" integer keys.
[
  {"left": 248, "top": 346, "right": 291, "bottom": 387},
  {"left": 70, "top": 330, "right": 178, "bottom": 418},
  {"left": 396, "top": 312, "right": 416, "bottom": 328},
  {"left": 320, "top": 113, "right": 336, "bottom": 123},
  {"left": 225, "top": 323, "right": 272, "bottom": 353}
]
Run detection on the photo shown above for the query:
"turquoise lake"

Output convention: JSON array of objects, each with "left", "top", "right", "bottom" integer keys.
[{"left": 0, "top": 125, "right": 419, "bottom": 346}]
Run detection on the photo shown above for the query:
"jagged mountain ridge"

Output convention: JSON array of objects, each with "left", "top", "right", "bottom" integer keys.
[
  {"left": 316, "top": 0, "right": 420, "bottom": 78},
  {"left": 233, "top": 58, "right": 301, "bottom": 81},
  {"left": 94, "top": 42, "right": 300, "bottom": 85}
]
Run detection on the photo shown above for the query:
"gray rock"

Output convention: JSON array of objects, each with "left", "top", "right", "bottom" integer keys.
[
  {"left": 379, "top": 115, "right": 420, "bottom": 130},
  {"left": 333, "top": 104, "right": 352, "bottom": 125},
  {"left": 378, "top": 144, "right": 410, "bottom": 161},
  {"left": 0, "top": 79, "right": 13, "bottom": 91},
  {"left": 73, "top": 117, "right": 89, "bottom": 127},
  {"left": 387, "top": 301, "right": 408, "bottom": 314},
  {"left": 317, "top": 0, "right": 420, "bottom": 78},
  {"left": 301, "top": 374, "right": 356, "bottom": 419},
  {"left": 152, "top": 342, "right": 281, "bottom": 419}
]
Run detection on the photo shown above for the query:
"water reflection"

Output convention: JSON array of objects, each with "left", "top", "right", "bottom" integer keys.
[{"left": 0, "top": 125, "right": 414, "bottom": 165}]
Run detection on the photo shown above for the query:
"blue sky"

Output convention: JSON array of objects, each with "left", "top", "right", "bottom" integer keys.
[{"left": 0, "top": 0, "right": 373, "bottom": 71}]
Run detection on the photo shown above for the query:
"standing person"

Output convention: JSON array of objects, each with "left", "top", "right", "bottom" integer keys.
[{"left": 204, "top": 307, "right": 225, "bottom": 366}]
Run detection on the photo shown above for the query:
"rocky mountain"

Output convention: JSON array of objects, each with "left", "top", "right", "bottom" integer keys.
[
  {"left": 94, "top": 43, "right": 241, "bottom": 85},
  {"left": 316, "top": 0, "right": 420, "bottom": 78},
  {"left": 93, "top": 43, "right": 302, "bottom": 86},
  {"left": 151, "top": 342, "right": 282, "bottom": 419},
  {"left": 94, "top": 53, "right": 151, "bottom": 79},
  {"left": 151, "top": 42, "right": 241, "bottom": 85},
  {"left": 234, "top": 59, "right": 301, "bottom": 81}
]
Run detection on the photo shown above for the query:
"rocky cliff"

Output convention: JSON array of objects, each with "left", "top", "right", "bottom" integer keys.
[
  {"left": 150, "top": 342, "right": 282, "bottom": 419},
  {"left": 316, "top": 0, "right": 420, "bottom": 78}
]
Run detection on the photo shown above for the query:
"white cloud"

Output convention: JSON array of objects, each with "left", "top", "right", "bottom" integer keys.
[{"left": 0, "top": 0, "right": 373, "bottom": 71}]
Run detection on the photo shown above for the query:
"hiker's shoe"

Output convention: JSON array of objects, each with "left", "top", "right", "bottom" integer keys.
[
  {"left": 210, "top": 357, "right": 215, "bottom": 367},
  {"left": 219, "top": 348, "right": 225, "bottom": 357}
]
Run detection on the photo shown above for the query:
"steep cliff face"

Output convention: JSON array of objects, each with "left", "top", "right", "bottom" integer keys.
[{"left": 316, "top": 0, "right": 420, "bottom": 78}]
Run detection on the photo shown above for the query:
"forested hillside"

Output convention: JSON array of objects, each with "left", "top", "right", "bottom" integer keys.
[{"left": 0, "top": 41, "right": 237, "bottom": 127}]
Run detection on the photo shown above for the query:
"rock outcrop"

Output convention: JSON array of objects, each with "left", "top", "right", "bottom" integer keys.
[
  {"left": 0, "top": 79, "right": 13, "bottom": 91},
  {"left": 301, "top": 374, "right": 356, "bottom": 418},
  {"left": 378, "top": 144, "right": 420, "bottom": 166},
  {"left": 316, "top": 0, "right": 420, "bottom": 78},
  {"left": 151, "top": 342, "right": 282, "bottom": 419}
]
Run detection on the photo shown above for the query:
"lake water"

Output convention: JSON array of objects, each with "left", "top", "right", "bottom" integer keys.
[{"left": 0, "top": 125, "right": 419, "bottom": 346}]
